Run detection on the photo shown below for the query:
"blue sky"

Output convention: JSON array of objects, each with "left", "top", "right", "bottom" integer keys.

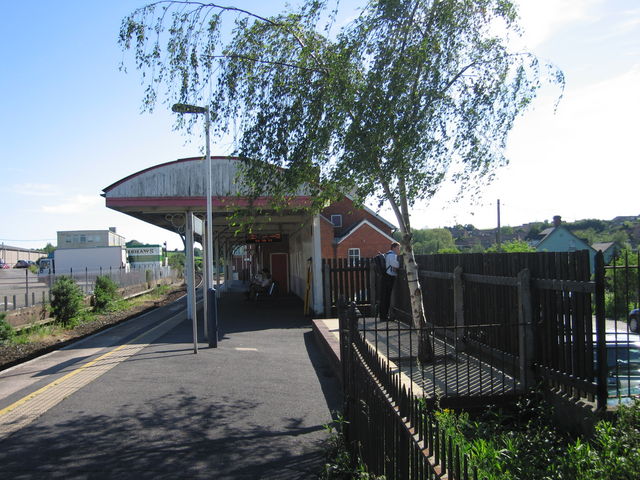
[{"left": 1, "top": 0, "right": 638, "bottom": 251}]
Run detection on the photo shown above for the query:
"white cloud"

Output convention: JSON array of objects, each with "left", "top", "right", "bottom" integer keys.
[
  {"left": 410, "top": 64, "right": 640, "bottom": 230},
  {"left": 618, "top": 14, "right": 640, "bottom": 34},
  {"left": 514, "top": 0, "right": 602, "bottom": 47},
  {"left": 41, "top": 194, "right": 103, "bottom": 214}
]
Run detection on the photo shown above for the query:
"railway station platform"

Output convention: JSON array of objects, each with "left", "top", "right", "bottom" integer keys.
[{"left": 0, "top": 291, "right": 342, "bottom": 479}]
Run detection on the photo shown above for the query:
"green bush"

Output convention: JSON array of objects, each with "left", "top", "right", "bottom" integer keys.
[
  {"left": 485, "top": 239, "right": 536, "bottom": 253},
  {"left": 50, "top": 276, "right": 84, "bottom": 325},
  {"left": 93, "top": 275, "right": 120, "bottom": 312},
  {"left": 168, "top": 252, "right": 185, "bottom": 277},
  {"left": 0, "top": 313, "right": 14, "bottom": 343},
  {"left": 320, "top": 415, "right": 385, "bottom": 479},
  {"left": 431, "top": 394, "right": 640, "bottom": 480}
]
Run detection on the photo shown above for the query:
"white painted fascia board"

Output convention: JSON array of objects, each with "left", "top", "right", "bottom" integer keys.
[
  {"left": 319, "top": 214, "right": 333, "bottom": 224},
  {"left": 336, "top": 219, "right": 396, "bottom": 244}
]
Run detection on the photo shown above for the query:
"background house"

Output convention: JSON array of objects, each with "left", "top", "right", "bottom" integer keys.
[
  {"left": 531, "top": 216, "right": 597, "bottom": 272},
  {"left": 57, "top": 227, "right": 126, "bottom": 248},
  {"left": 320, "top": 197, "right": 397, "bottom": 262},
  {"left": 591, "top": 242, "right": 620, "bottom": 265}
]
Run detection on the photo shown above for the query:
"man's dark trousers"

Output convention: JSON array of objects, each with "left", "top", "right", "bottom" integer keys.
[{"left": 379, "top": 273, "right": 395, "bottom": 321}]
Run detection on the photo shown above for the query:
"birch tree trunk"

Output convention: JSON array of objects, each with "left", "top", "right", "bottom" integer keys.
[
  {"left": 385, "top": 178, "right": 434, "bottom": 363},
  {"left": 400, "top": 235, "right": 434, "bottom": 363}
]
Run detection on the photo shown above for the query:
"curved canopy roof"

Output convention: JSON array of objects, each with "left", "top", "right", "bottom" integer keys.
[{"left": 102, "top": 156, "right": 313, "bottom": 243}]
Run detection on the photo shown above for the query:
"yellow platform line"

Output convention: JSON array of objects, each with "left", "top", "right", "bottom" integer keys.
[{"left": 0, "top": 311, "right": 184, "bottom": 439}]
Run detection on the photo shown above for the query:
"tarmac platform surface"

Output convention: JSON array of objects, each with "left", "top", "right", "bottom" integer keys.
[{"left": 0, "top": 292, "right": 342, "bottom": 480}]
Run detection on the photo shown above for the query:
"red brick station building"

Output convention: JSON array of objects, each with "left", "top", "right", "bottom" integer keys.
[{"left": 103, "top": 156, "right": 396, "bottom": 316}]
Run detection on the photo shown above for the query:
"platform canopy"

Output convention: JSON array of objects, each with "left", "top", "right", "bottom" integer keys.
[{"left": 102, "top": 156, "right": 314, "bottom": 244}]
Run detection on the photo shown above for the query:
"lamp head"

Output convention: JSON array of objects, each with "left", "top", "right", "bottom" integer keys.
[{"left": 172, "top": 103, "right": 206, "bottom": 114}]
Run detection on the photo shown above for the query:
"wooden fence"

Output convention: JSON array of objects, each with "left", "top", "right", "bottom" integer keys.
[
  {"left": 322, "top": 258, "right": 374, "bottom": 317},
  {"left": 327, "top": 251, "right": 608, "bottom": 406},
  {"left": 414, "top": 250, "right": 605, "bottom": 405}
]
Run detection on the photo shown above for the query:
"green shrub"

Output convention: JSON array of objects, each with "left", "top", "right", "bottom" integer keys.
[
  {"left": 50, "top": 276, "right": 84, "bottom": 325},
  {"left": 430, "top": 394, "right": 640, "bottom": 480},
  {"left": 168, "top": 252, "right": 185, "bottom": 277},
  {"left": 562, "top": 399, "right": 640, "bottom": 480},
  {"left": 0, "top": 313, "right": 14, "bottom": 343},
  {"left": 320, "top": 415, "right": 385, "bottom": 479},
  {"left": 93, "top": 275, "right": 119, "bottom": 312}
]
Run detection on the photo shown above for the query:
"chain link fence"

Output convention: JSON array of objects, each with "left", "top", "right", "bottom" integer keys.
[{"left": 0, "top": 266, "right": 180, "bottom": 312}]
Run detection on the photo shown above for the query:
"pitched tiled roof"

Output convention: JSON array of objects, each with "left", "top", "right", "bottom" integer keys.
[{"left": 592, "top": 242, "right": 615, "bottom": 252}]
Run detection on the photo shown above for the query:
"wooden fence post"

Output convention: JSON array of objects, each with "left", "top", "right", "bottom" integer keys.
[
  {"left": 518, "top": 268, "right": 534, "bottom": 391},
  {"left": 369, "top": 262, "right": 377, "bottom": 317},
  {"left": 453, "top": 266, "right": 465, "bottom": 351},
  {"left": 323, "top": 261, "right": 331, "bottom": 318}
]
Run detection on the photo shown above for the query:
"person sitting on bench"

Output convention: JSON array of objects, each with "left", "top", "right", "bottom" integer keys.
[{"left": 247, "top": 268, "right": 273, "bottom": 300}]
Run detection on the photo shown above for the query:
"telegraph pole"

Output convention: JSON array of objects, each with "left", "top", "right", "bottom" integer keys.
[{"left": 496, "top": 199, "right": 502, "bottom": 250}]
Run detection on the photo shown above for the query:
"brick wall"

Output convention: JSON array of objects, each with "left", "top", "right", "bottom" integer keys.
[
  {"left": 320, "top": 216, "right": 336, "bottom": 258},
  {"left": 335, "top": 223, "right": 393, "bottom": 259},
  {"left": 322, "top": 198, "right": 393, "bottom": 237}
]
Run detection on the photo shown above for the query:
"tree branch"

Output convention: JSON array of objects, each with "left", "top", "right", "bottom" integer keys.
[
  {"left": 142, "top": 1, "right": 328, "bottom": 72},
  {"left": 206, "top": 54, "right": 325, "bottom": 73},
  {"left": 440, "top": 52, "right": 532, "bottom": 94}
]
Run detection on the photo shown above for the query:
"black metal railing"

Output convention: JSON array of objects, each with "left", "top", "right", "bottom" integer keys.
[
  {"left": 336, "top": 250, "right": 640, "bottom": 477},
  {"left": 340, "top": 301, "right": 490, "bottom": 479}
]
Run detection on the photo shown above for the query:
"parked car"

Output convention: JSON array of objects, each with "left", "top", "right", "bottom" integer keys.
[
  {"left": 597, "top": 331, "right": 640, "bottom": 405},
  {"left": 0, "top": 260, "right": 10, "bottom": 269},
  {"left": 14, "top": 259, "right": 30, "bottom": 268},
  {"left": 629, "top": 309, "right": 640, "bottom": 333}
]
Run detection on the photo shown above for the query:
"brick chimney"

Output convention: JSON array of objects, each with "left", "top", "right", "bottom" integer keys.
[{"left": 553, "top": 215, "right": 562, "bottom": 227}]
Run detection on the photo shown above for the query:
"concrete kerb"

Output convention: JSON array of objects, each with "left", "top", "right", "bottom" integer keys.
[{"left": 311, "top": 319, "right": 341, "bottom": 382}]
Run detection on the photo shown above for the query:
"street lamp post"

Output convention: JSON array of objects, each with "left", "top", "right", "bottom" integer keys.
[{"left": 172, "top": 103, "right": 217, "bottom": 348}]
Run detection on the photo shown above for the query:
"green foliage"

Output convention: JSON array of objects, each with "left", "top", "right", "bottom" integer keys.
[
  {"left": 569, "top": 219, "right": 607, "bottom": 232},
  {"left": 0, "top": 313, "right": 15, "bottom": 344},
  {"left": 93, "top": 275, "right": 120, "bottom": 312},
  {"left": 525, "top": 221, "right": 551, "bottom": 240},
  {"left": 119, "top": 0, "right": 561, "bottom": 234},
  {"left": 151, "top": 284, "right": 170, "bottom": 297},
  {"left": 168, "top": 252, "right": 185, "bottom": 277},
  {"left": 321, "top": 415, "right": 385, "bottom": 480},
  {"left": 120, "top": 0, "right": 562, "bottom": 338},
  {"left": 412, "top": 228, "right": 458, "bottom": 254},
  {"left": 433, "top": 394, "right": 567, "bottom": 480},
  {"left": 41, "top": 243, "right": 56, "bottom": 255},
  {"left": 562, "top": 399, "right": 640, "bottom": 480},
  {"left": 485, "top": 239, "right": 536, "bottom": 253},
  {"left": 431, "top": 394, "right": 640, "bottom": 480},
  {"left": 50, "top": 276, "right": 84, "bottom": 325}
]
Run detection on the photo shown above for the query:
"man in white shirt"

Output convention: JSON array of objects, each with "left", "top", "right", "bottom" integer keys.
[{"left": 380, "top": 242, "right": 400, "bottom": 321}]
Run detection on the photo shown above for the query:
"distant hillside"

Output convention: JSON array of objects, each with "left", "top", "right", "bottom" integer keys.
[{"left": 445, "top": 215, "right": 640, "bottom": 252}]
